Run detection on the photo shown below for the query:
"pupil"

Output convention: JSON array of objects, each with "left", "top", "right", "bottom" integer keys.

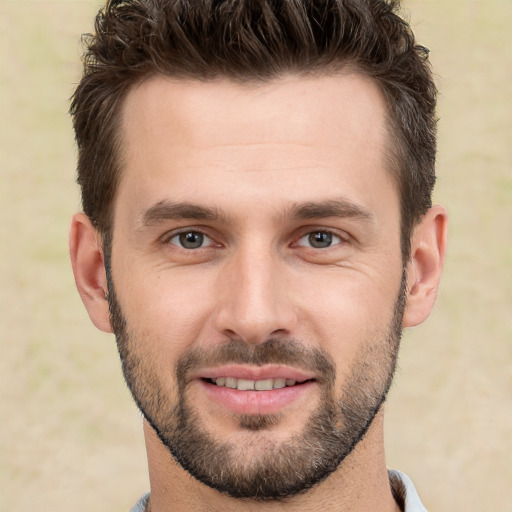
[
  {"left": 180, "top": 232, "right": 203, "bottom": 249},
  {"left": 309, "top": 231, "right": 332, "bottom": 248}
]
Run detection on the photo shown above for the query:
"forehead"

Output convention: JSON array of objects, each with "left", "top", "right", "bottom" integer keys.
[
  {"left": 122, "top": 72, "right": 389, "bottom": 153},
  {"left": 117, "top": 73, "right": 396, "bottom": 221}
]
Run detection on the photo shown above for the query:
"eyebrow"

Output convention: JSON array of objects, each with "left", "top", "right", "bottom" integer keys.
[
  {"left": 138, "top": 197, "right": 374, "bottom": 229},
  {"left": 138, "top": 201, "right": 228, "bottom": 228},
  {"left": 289, "top": 199, "right": 374, "bottom": 222}
]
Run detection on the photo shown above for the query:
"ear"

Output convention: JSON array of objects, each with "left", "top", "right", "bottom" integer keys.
[
  {"left": 69, "top": 212, "right": 112, "bottom": 333},
  {"left": 403, "top": 204, "right": 448, "bottom": 328}
]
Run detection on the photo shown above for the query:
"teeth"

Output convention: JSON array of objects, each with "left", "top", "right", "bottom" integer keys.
[
  {"left": 214, "top": 377, "right": 300, "bottom": 390},
  {"left": 237, "top": 379, "right": 255, "bottom": 391},
  {"left": 254, "top": 379, "right": 273, "bottom": 391},
  {"left": 273, "top": 378, "right": 286, "bottom": 389},
  {"left": 225, "top": 377, "right": 237, "bottom": 389}
]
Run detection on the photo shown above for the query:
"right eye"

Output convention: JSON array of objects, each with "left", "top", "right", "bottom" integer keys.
[{"left": 168, "top": 231, "right": 214, "bottom": 249}]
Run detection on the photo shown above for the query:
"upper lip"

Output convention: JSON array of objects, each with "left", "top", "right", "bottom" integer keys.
[{"left": 190, "top": 364, "right": 316, "bottom": 383}]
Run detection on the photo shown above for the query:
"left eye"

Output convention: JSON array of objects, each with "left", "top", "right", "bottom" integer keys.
[
  {"left": 169, "top": 231, "right": 213, "bottom": 249},
  {"left": 296, "top": 231, "right": 342, "bottom": 249}
]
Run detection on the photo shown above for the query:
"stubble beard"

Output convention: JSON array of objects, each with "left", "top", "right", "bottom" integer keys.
[{"left": 107, "top": 270, "right": 406, "bottom": 501}]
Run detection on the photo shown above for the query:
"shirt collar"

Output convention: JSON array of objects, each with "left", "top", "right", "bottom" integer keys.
[{"left": 388, "top": 469, "right": 428, "bottom": 512}]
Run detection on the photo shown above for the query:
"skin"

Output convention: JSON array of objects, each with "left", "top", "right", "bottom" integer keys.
[{"left": 70, "top": 73, "right": 447, "bottom": 512}]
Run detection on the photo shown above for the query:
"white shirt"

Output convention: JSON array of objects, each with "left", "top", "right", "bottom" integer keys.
[{"left": 388, "top": 469, "right": 428, "bottom": 512}]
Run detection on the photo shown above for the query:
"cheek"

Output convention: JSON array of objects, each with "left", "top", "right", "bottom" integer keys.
[
  {"left": 301, "top": 293, "right": 399, "bottom": 401},
  {"left": 297, "top": 268, "right": 401, "bottom": 359},
  {"left": 115, "top": 264, "right": 218, "bottom": 354}
]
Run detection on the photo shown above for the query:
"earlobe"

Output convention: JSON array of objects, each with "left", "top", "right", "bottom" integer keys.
[
  {"left": 69, "top": 212, "right": 113, "bottom": 333},
  {"left": 402, "top": 204, "right": 448, "bottom": 328}
]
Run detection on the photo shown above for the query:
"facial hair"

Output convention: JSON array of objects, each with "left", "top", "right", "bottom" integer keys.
[{"left": 107, "top": 270, "right": 406, "bottom": 501}]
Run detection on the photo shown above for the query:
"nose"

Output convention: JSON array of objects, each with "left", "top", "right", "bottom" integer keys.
[{"left": 214, "top": 244, "right": 297, "bottom": 344}]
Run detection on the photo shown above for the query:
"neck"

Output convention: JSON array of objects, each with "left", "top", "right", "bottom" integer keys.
[{"left": 143, "top": 409, "right": 400, "bottom": 512}]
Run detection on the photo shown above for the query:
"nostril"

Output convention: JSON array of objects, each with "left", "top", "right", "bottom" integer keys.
[{"left": 270, "top": 328, "right": 289, "bottom": 337}]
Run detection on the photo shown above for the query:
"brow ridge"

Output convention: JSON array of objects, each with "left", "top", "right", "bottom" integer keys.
[
  {"left": 139, "top": 201, "right": 227, "bottom": 228},
  {"left": 289, "top": 199, "right": 373, "bottom": 221},
  {"left": 138, "top": 197, "right": 373, "bottom": 229}
]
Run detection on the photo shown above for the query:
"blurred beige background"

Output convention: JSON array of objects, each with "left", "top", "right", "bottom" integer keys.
[{"left": 0, "top": 1, "right": 511, "bottom": 511}]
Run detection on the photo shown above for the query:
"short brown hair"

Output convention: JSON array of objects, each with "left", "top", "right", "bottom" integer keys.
[{"left": 70, "top": 0, "right": 437, "bottom": 259}]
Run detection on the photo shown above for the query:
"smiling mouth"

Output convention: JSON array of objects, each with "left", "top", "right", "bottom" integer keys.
[{"left": 203, "top": 377, "right": 313, "bottom": 391}]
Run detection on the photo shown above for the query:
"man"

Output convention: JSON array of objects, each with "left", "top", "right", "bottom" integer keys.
[{"left": 69, "top": 0, "right": 447, "bottom": 510}]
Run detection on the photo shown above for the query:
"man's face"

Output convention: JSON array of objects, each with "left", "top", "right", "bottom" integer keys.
[{"left": 108, "top": 74, "right": 406, "bottom": 499}]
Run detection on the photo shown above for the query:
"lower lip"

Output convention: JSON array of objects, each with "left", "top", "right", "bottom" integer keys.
[{"left": 199, "top": 380, "right": 316, "bottom": 415}]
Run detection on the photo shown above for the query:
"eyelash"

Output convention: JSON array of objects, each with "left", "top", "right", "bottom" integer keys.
[
  {"left": 162, "top": 227, "right": 349, "bottom": 252},
  {"left": 295, "top": 230, "right": 345, "bottom": 249},
  {"left": 163, "top": 229, "right": 217, "bottom": 250}
]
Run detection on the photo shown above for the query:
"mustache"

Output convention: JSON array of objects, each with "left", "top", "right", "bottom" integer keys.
[{"left": 176, "top": 337, "right": 336, "bottom": 386}]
